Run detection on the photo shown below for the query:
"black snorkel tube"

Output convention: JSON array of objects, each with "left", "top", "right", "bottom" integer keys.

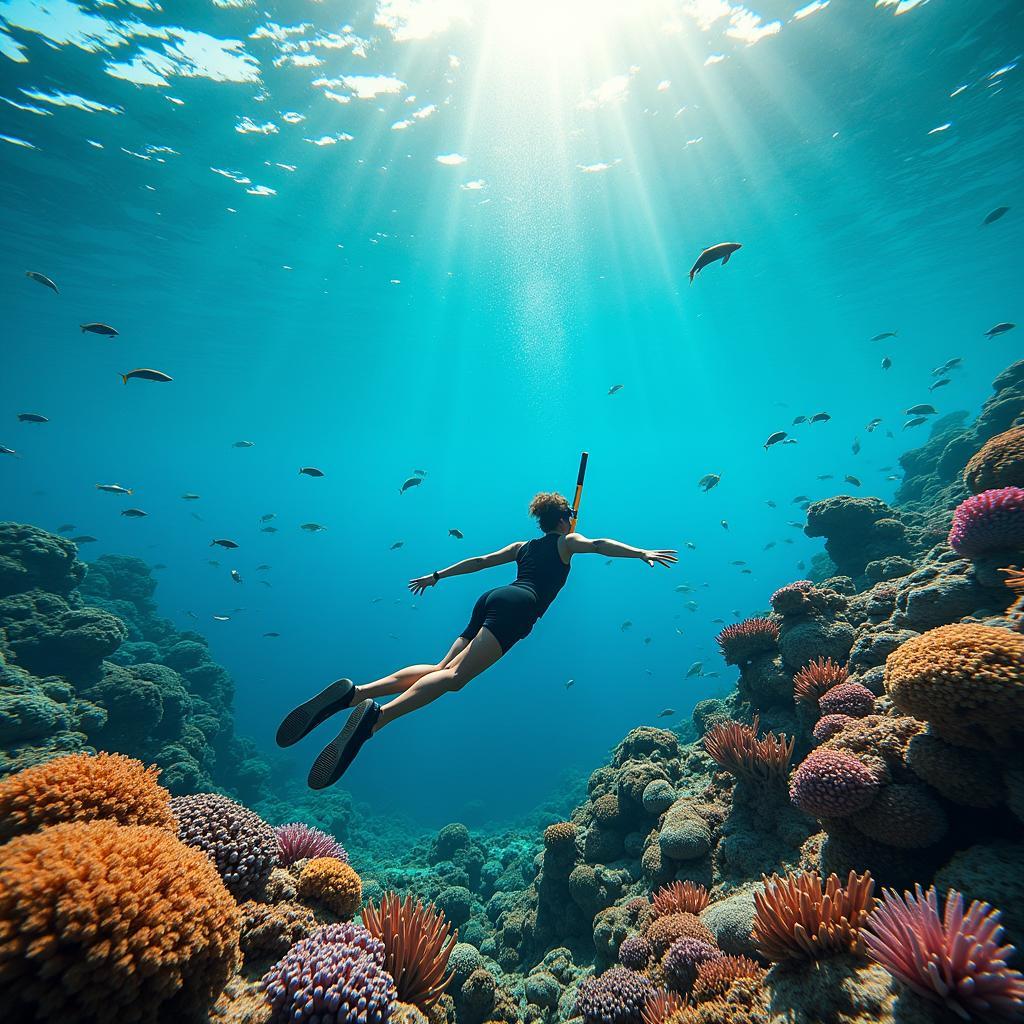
[{"left": 569, "top": 451, "right": 589, "bottom": 532}]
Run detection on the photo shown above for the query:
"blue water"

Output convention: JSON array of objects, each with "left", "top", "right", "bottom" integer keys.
[{"left": 1, "top": 0, "right": 1021, "bottom": 823}]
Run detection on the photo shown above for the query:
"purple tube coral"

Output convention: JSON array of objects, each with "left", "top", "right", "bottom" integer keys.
[
  {"left": 948, "top": 486, "right": 1024, "bottom": 557},
  {"left": 662, "top": 937, "right": 721, "bottom": 995},
  {"left": 261, "top": 923, "right": 395, "bottom": 1024},
  {"left": 617, "top": 935, "right": 651, "bottom": 970},
  {"left": 576, "top": 967, "right": 653, "bottom": 1024},
  {"left": 274, "top": 822, "right": 348, "bottom": 866}
]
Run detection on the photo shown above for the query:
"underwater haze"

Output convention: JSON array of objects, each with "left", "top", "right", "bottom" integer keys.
[{"left": 1, "top": 0, "right": 1021, "bottom": 824}]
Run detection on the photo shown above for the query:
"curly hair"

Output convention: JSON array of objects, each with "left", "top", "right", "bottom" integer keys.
[{"left": 529, "top": 492, "right": 572, "bottom": 531}]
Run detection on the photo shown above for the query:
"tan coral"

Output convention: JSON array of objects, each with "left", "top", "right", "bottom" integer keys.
[
  {"left": 905, "top": 732, "right": 1004, "bottom": 807},
  {"left": 238, "top": 899, "right": 317, "bottom": 959},
  {"left": 964, "top": 426, "right": 1024, "bottom": 492},
  {"left": 691, "top": 956, "right": 765, "bottom": 1003},
  {"left": 645, "top": 912, "right": 717, "bottom": 958},
  {"left": 884, "top": 624, "right": 1024, "bottom": 748},
  {"left": 296, "top": 856, "right": 362, "bottom": 919},
  {"left": 820, "top": 714, "right": 924, "bottom": 783}
]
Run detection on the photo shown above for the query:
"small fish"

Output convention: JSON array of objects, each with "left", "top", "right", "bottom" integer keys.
[
  {"left": 0, "top": 445, "right": 17, "bottom": 455},
  {"left": 983, "top": 206, "right": 1009, "bottom": 225},
  {"left": 400, "top": 476, "right": 422, "bottom": 493},
  {"left": 261, "top": 526, "right": 278, "bottom": 533},
  {"left": 851, "top": 438, "right": 861, "bottom": 456},
  {"left": 181, "top": 493, "right": 201, "bottom": 500},
  {"left": 414, "top": 469, "right": 427, "bottom": 477},
  {"left": 792, "top": 415, "right": 807, "bottom": 425},
  {"left": 121, "top": 508, "right": 148, "bottom": 517},
  {"left": 905, "top": 404, "right": 936, "bottom": 416},
  {"left": 720, "top": 520, "right": 729, "bottom": 530},
  {"left": 299, "top": 467, "right": 324, "bottom": 477},
  {"left": 81, "top": 322, "right": 118, "bottom": 337},
  {"left": 608, "top": 384, "right": 624, "bottom": 395},
  {"left": 844, "top": 475, "right": 861, "bottom": 487},
  {"left": 233, "top": 440, "right": 255, "bottom": 448},
  {"left": 929, "top": 378, "right": 951, "bottom": 392},
  {"left": 57, "top": 524, "right": 75, "bottom": 532},
  {"left": 96, "top": 483, "right": 133, "bottom": 495},
  {"left": 698, "top": 473, "right": 721, "bottom": 492},
  {"left": 644, "top": 636, "right": 652, "bottom": 645},
  {"left": 817, "top": 474, "right": 834, "bottom": 480},
  {"left": 259, "top": 580, "right": 272, "bottom": 587},
  {"left": 741, "top": 568, "right": 752, "bottom": 574},
  {"left": 810, "top": 412, "right": 831, "bottom": 423},
  {"left": 903, "top": 416, "right": 928, "bottom": 429},
  {"left": 211, "top": 539, "right": 239, "bottom": 549},
  {"left": 674, "top": 584, "right": 693, "bottom": 593},
  {"left": 72, "top": 535, "right": 97, "bottom": 543},
  {"left": 658, "top": 709, "right": 676, "bottom": 718},
  {"left": 984, "top": 322, "right": 1015, "bottom": 339},
  {"left": 792, "top": 495, "right": 809, "bottom": 503},
  {"left": 881, "top": 356, "right": 892, "bottom": 370},
  {"left": 787, "top": 521, "right": 804, "bottom": 528},
  {"left": 121, "top": 368, "right": 172, "bottom": 384},
  {"left": 263, "top": 632, "right": 281, "bottom": 638},
  {"left": 766, "top": 500, "right": 777, "bottom": 508},
  {"left": 782, "top": 438, "right": 799, "bottom": 445},
  {"left": 731, "top": 559, "right": 746, "bottom": 566},
  {"left": 711, "top": 617, "right": 724, "bottom": 624},
  {"left": 18, "top": 413, "right": 48, "bottom": 423},
  {"left": 301, "top": 523, "right": 327, "bottom": 532},
  {"left": 258, "top": 513, "right": 276, "bottom": 523},
  {"left": 865, "top": 418, "right": 882, "bottom": 433},
  {"left": 764, "top": 431, "right": 787, "bottom": 450},
  {"left": 208, "top": 560, "right": 221, "bottom": 567},
  {"left": 933, "top": 358, "right": 962, "bottom": 375},
  {"left": 449, "top": 529, "right": 464, "bottom": 539},
  {"left": 685, "top": 541, "right": 696, "bottom": 550},
  {"left": 621, "top": 620, "right": 632, "bottom": 631},
  {"left": 213, "top": 615, "right": 230, "bottom": 622},
  {"left": 231, "top": 569, "right": 242, "bottom": 583},
  {"left": 390, "top": 541, "right": 404, "bottom": 550},
  {"left": 704, "top": 671, "right": 721, "bottom": 678},
  {"left": 26, "top": 270, "right": 59, "bottom": 293},
  {"left": 685, "top": 661, "right": 703, "bottom": 678},
  {"left": 886, "top": 474, "right": 900, "bottom": 481},
  {"left": 565, "top": 678, "right": 575, "bottom": 689},
  {"left": 371, "top": 597, "right": 383, "bottom": 604},
  {"left": 763, "top": 541, "right": 776, "bottom": 550},
  {"left": 689, "top": 241, "right": 742, "bottom": 282},
  {"left": 152, "top": 563, "right": 166, "bottom": 570},
  {"left": 871, "top": 331, "right": 897, "bottom": 341},
  {"left": 256, "top": 564, "right": 271, "bottom": 571}
]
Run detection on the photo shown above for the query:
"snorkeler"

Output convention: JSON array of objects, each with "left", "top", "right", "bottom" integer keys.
[{"left": 276, "top": 491, "right": 677, "bottom": 789}]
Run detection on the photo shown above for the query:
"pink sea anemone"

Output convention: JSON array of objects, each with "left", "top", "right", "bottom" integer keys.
[
  {"left": 274, "top": 822, "right": 348, "bottom": 866},
  {"left": 864, "top": 885, "right": 1024, "bottom": 1022},
  {"left": 948, "top": 487, "right": 1024, "bottom": 557},
  {"left": 716, "top": 617, "right": 780, "bottom": 665}
]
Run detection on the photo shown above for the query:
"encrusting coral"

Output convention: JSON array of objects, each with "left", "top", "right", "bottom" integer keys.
[
  {"left": 297, "top": 856, "right": 363, "bottom": 918},
  {"left": 964, "top": 426, "right": 1024, "bottom": 493},
  {"left": 239, "top": 899, "right": 318, "bottom": 959}
]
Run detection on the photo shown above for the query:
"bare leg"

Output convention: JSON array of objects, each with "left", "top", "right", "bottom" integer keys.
[
  {"left": 354, "top": 638, "right": 468, "bottom": 700},
  {"left": 374, "top": 627, "right": 502, "bottom": 732}
]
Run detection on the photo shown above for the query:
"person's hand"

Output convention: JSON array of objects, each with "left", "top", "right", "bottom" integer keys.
[
  {"left": 409, "top": 574, "right": 438, "bottom": 596},
  {"left": 643, "top": 549, "right": 678, "bottom": 568}
]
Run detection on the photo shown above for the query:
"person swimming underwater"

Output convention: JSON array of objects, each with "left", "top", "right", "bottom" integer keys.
[{"left": 275, "top": 491, "right": 677, "bottom": 788}]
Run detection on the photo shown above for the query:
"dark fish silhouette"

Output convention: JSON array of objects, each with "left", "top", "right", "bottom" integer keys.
[
  {"left": 18, "top": 413, "right": 48, "bottom": 423},
  {"left": 881, "top": 355, "right": 892, "bottom": 370},
  {"left": 851, "top": 438, "right": 861, "bottom": 455},
  {"left": 263, "top": 632, "right": 281, "bottom": 637},
  {"left": 96, "top": 483, "right": 132, "bottom": 495},
  {"left": 720, "top": 520, "right": 729, "bottom": 530},
  {"left": 301, "top": 523, "right": 327, "bottom": 532},
  {"left": 231, "top": 569, "right": 242, "bottom": 583},
  {"left": 906, "top": 404, "right": 936, "bottom": 416},
  {"left": 121, "top": 508, "right": 147, "bottom": 517},
  {"left": 449, "top": 528, "right": 464, "bottom": 538},
  {"left": 121, "top": 368, "right": 171, "bottom": 383},
  {"left": 698, "top": 473, "right": 721, "bottom": 492},
  {"left": 764, "top": 431, "right": 787, "bottom": 450},
  {"left": 26, "top": 270, "right": 58, "bottom": 293},
  {"left": 689, "top": 242, "right": 741, "bottom": 282},
  {"left": 871, "top": 331, "right": 897, "bottom": 341},
  {"left": 658, "top": 709, "right": 676, "bottom": 718},
  {"left": 983, "top": 206, "right": 1009, "bottom": 225},
  {"left": 792, "top": 415, "right": 807, "bottom": 425},
  {"left": 72, "top": 535, "right": 97, "bottom": 543},
  {"left": 211, "top": 539, "right": 239, "bottom": 549},
  {"left": 904, "top": 416, "right": 927, "bottom": 429},
  {"left": 401, "top": 476, "right": 422, "bottom": 493},
  {"left": 810, "top": 412, "right": 831, "bottom": 423},
  {"left": 844, "top": 475, "right": 861, "bottom": 487},
  {"left": 261, "top": 526, "right": 278, "bottom": 533},
  {"left": 608, "top": 384, "right": 624, "bottom": 395},
  {"left": 181, "top": 493, "right": 201, "bottom": 500},
  {"left": 57, "top": 524, "right": 75, "bottom": 532},
  {"left": 299, "top": 467, "right": 324, "bottom": 477},
  {"left": 929, "top": 378, "right": 951, "bottom": 392},
  {"left": 390, "top": 541, "right": 404, "bottom": 550},
  {"left": 0, "top": 445, "right": 16, "bottom": 455},
  {"left": 985, "top": 322, "right": 1015, "bottom": 338},
  {"left": 233, "top": 440, "right": 255, "bottom": 448},
  {"left": 82, "top": 323, "right": 118, "bottom": 337}
]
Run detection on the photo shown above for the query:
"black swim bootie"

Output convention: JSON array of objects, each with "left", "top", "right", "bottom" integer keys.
[
  {"left": 307, "top": 698, "right": 381, "bottom": 790},
  {"left": 275, "top": 678, "right": 356, "bottom": 748}
]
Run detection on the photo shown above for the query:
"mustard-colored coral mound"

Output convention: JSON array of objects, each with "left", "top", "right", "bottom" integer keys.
[
  {"left": 0, "top": 819, "right": 240, "bottom": 1022},
  {"left": 543, "top": 821, "right": 578, "bottom": 848},
  {"left": 884, "top": 624, "right": 1024, "bottom": 748},
  {"left": 964, "top": 426, "right": 1024, "bottom": 493},
  {"left": 297, "top": 856, "right": 362, "bottom": 919},
  {"left": 0, "top": 751, "right": 175, "bottom": 841}
]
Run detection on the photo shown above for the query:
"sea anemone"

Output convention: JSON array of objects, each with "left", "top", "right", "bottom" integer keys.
[
  {"left": 662, "top": 937, "right": 721, "bottom": 995},
  {"left": 948, "top": 486, "right": 1024, "bottom": 557},
  {"left": 618, "top": 935, "right": 652, "bottom": 970},
  {"left": 576, "top": 967, "right": 653, "bottom": 1024},
  {"left": 691, "top": 956, "right": 765, "bottom": 1003},
  {"left": 716, "top": 617, "right": 780, "bottom": 665},
  {"left": 640, "top": 988, "right": 686, "bottom": 1024},
  {"left": 702, "top": 715, "right": 794, "bottom": 785},
  {"left": 789, "top": 748, "right": 879, "bottom": 818},
  {"left": 864, "top": 886, "right": 1024, "bottom": 1023},
  {"left": 361, "top": 891, "right": 458, "bottom": 1011},
  {"left": 813, "top": 714, "right": 853, "bottom": 743},
  {"left": 819, "top": 682, "right": 875, "bottom": 719},
  {"left": 752, "top": 870, "right": 876, "bottom": 963},
  {"left": 793, "top": 657, "right": 848, "bottom": 706},
  {"left": 274, "top": 821, "right": 348, "bottom": 866},
  {"left": 652, "top": 880, "right": 711, "bottom": 918}
]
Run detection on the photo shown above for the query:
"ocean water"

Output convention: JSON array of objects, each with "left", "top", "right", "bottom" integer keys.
[{"left": 0, "top": 0, "right": 1021, "bottom": 825}]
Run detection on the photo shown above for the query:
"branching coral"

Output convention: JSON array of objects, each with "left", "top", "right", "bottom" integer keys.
[
  {"left": 864, "top": 886, "right": 1024, "bottom": 1023},
  {"left": 691, "top": 956, "right": 765, "bottom": 1003},
  {"left": 948, "top": 486, "right": 1024, "bottom": 557},
  {"left": 362, "top": 891, "right": 459, "bottom": 1011},
  {"left": 274, "top": 821, "right": 348, "bottom": 866},
  {"left": 716, "top": 618, "right": 780, "bottom": 665},
  {"left": 576, "top": 967, "right": 653, "bottom": 1024},
  {"left": 297, "top": 857, "right": 362, "bottom": 918},
  {"left": 752, "top": 870, "right": 876, "bottom": 963},
  {"left": 0, "top": 819, "right": 239, "bottom": 1022},
  {"left": 793, "top": 657, "right": 848, "bottom": 706},
  {"left": 789, "top": 748, "right": 879, "bottom": 818},
  {"left": 652, "top": 881, "right": 711, "bottom": 918},
  {"left": 702, "top": 715, "right": 794, "bottom": 785},
  {"left": 0, "top": 751, "right": 174, "bottom": 840},
  {"left": 964, "top": 426, "right": 1024, "bottom": 493},
  {"left": 884, "top": 624, "right": 1024, "bottom": 749}
]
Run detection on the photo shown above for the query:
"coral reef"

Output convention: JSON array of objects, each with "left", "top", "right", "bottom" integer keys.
[
  {"left": 965, "top": 426, "right": 1024, "bottom": 493},
  {"left": 576, "top": 967, "right": 653, "bottom": 1024},
  {"left": 298, "top": 856, "right": 363, "bottom": 918},
  {"left": 275, "top": 820, "right": 349, "bottom": 865},
  {"left": 948, "top": 487, "right": 1024, "bottom": 557},
  {"left": 716, "top": 618, "right": 780, "bottom": 666}
]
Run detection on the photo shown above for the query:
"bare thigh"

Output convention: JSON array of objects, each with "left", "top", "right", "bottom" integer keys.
[
  {"left": 447, "top": 627, "right": 503, "bottom": 685},
  {"left": 438, "top": 636, "right": 468, "bottom": 669}
]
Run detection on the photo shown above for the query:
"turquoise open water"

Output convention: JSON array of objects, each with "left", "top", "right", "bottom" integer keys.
[{"left": 1, "top": 0, "right": 1021, "bottom": 823}]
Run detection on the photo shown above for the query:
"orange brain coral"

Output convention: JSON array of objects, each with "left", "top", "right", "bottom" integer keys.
[
  {"left": 964, "top": 426, "right": 1024, "bottom": 493},
  {"left": 884, "top": 624, "right": 1024, "bottom": 749},
  {"left": 0, "top": 751, "right": 175, "bottom": 841},
  {"left": 297, "top": 856, "right": 362, "bottom": 918},
  {"left": 0, "top": 819, "right": 240, "bottom": 1022}
]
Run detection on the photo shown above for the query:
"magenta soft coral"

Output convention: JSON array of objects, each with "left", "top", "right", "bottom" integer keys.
[
  {"left": 274, "top": 822, "right": 348, "bottom": 866},
  {"left": 948, "top": 487, "right": 1024, "bottom": 557}
]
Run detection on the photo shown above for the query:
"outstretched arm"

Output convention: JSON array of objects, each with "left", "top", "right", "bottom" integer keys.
[
  {"left": 564, "top": 533, "right": 677, "bottom": 568},
  {"left": 409, "top": 542, "right": 523, "bottom": 595}
]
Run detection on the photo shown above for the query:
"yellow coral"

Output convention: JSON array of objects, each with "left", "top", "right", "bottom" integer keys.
[
  {"left": 297, "top": 856, "right": 362, "bottom": 918},
  {"left": 964, "top": 426, "right": 1024, "bottom": 493},
  {"left": 884, "top": 624, "right": 1024, "bottom": 748},
  {"left": 0, "top": 751, "right": 175, "bottom": 841},
  {"left": 0, "top": 819, "right": 239, "bottom": 1022},
  {"left": 543, "top": 821, "right": 578, "bottom": 848}
]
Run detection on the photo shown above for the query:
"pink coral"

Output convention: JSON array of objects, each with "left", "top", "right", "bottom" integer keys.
[
  {"left": 864, "top": 886, "right": 1024, "bottom": 1023},
  {"left": 948, "top": 487, "right": 1024, "bottom": 557},
  {"left": 819, "top": 682, "right": 875, "bottom": 719},
  {"left": 716, "top": 617, "right": 780, "bottom": 665},
  {"left": 274, "top": 822, "right": 348, "bottom": 866},
  {"left": 789, "top": 749, "right": 879, "bottom": 818},
  {"left": 813, "top": 715, "right": 853, "bottom": 743}
]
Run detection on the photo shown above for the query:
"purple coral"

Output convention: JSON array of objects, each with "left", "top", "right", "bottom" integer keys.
[
  {"left": 262, "top": 923, "right": 395, "bottom": 1024},
  {"left": 948, "top": 487, "right": 1024, "bottom": 557},
  {"left": 662, "top": 937, "right": 721, "bottom": 995},
  {"left": 789, "top": 749, "right": 879, "bottom": 818},
  {"left": 576, "top": 967, "right": 653, "bottom": 1024},
  {"left": 275, "top": 822, "right": 348, "bottom": 866},
  {"left": 813, "top": 714, "right": 853, "bottom": 743},
  {"left": 864, "top": 886, "right": 1024, "bottom": 1023},
  {"left": 819, "top": 682, "right": 875, "bottom": 719},
  {"left": 618, "top": 935, "right": 651, "bottom": 970}
]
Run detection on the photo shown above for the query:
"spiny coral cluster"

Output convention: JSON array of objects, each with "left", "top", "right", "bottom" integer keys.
[
  {"left": 651, "top": 881, "right": 710, "bottom": 918},
  {"left": 792, "top": 656, "right": 847, "bottom": 705},
  {"left": 577, "top": 966, "right": 653, "bottom": 1024},
  {"left": 701, "top": 715, "right": 794, "bottom": 785},
  {"left": 715, "top": 618, "right": 780, "bottom": 665},
  {"left": 789, "top": 748, "right": 879, "bottom": 817}
]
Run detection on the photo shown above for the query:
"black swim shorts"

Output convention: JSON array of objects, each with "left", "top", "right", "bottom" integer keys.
[{"left": 459, "top": 585, "right": 539, "bottom": 653}]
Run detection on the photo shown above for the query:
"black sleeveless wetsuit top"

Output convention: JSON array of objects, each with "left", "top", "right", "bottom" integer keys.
[{"left": 510, "top": 532, "right": 571, "bottom": 617}]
